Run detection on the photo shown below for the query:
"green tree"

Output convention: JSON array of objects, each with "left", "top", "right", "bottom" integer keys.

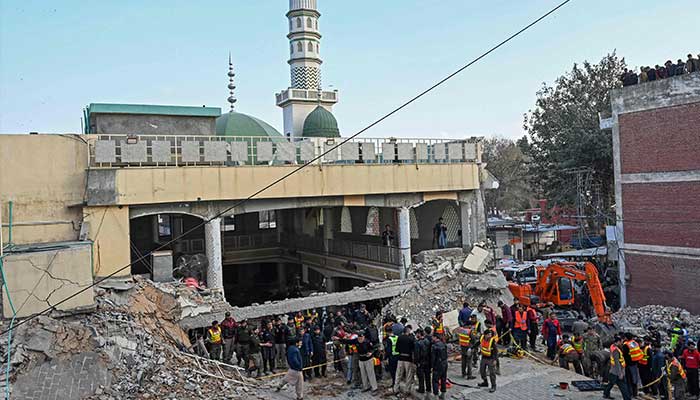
[
  {"left": 483, "top": 136, "right": 534, "bottom": 213},
  {"left": 523, "top": 52, "right": 625, "bottom": 208}
]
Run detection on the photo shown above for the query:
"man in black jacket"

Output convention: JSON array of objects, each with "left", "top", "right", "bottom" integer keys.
[
  {"left": 236, "top": 320, "right": 251, "bottom": 367},
  {"left": 311, "top": 326, "right": 327, "bottom": 378},
  {"left": 273, "top": 318, "right": 289, "bottom": 370},
  {"left": 431, "top": 334, "right": 448, "bottom": 399},
  {"left": 393, "top": 326, "right": 415, "bottom": 394},
  {"left": 416, "top": 327, "right": 432, "bottom": 394}
]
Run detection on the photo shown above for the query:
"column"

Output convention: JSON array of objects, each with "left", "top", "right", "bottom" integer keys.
[
  {"left": 397, "top": 206, "right": 411, "bottom": 280},
  {"left": 277, "top": 263, "right": 286, "bottom": 288},
  {"left": 323, "top": 208, "right": 333, "bottom": 253},
  {"left": 460, "top": 201, "right": 473, "bottom": 251},
  {"left": 324, "top": 277, "right": 336, "bottom": 293},
  {"left": 276, "top": 209, "right": 284, "bottom": 243},
  {"left": 474, "top": 189, "right": 487, "bottom": 242},
  {"left": 302, "top": 264, "right": 309, "bottom": 284},
  {"left": 205, "top": 216, "right": 223, "bottom": 291}
]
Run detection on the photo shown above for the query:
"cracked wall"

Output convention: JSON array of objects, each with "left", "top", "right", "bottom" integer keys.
[{"left": 2, "top": 244, "right": 95, "bottom": 318}]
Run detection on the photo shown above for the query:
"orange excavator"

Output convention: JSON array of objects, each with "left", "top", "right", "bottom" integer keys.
[{"left": 508, "top": 261, "right": 612, "bottom": 325}]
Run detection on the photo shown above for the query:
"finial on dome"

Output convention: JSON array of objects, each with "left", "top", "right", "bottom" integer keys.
[{"left": 227, "top": 52, "right": 237, "bottom": 112}]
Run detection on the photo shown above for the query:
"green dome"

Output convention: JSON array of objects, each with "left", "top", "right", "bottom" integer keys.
[
  {"left": 302, "top": 106, "right": 340, "bottom": 138},
  {"left": 215, "top": 111, "right": 283, "bottom": 138}
]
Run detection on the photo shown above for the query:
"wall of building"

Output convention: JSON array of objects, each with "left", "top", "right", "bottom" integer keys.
[
  {"left": 0, "top": 134, "right": 87, "bottom": 246},
  {"left": 2, "top": 244, "right": 94, "bottom": 318},
  {"left": 92, "top": 114, "right": 216, "bottom": 136},
  {"left": 83, "top": 206, "right": 131, "bottom": 278},
  {"left": 611, "top": 72, "right": 700, "bottom": 311}
]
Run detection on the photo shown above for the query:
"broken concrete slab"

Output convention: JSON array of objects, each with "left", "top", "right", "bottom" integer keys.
[
  {"left": 25, "top": 328, "right": 54, "bottom": 356},
  {"left": 413, "top": 247, "right": 464, "bottom": 264},
  {"left": 97, "top": 278, "right": 135, "bottom": 291},
  {"left": 462, "top": 245, "right": 492, "bottom": 273}
]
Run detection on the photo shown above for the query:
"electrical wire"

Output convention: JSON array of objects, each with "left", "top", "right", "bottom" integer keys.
[{"left": 0, "top": 0, "right": 574, "bottom": 337}]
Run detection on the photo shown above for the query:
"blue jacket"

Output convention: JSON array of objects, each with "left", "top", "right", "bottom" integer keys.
[
  {"left": 287, "top": 345, "right": 303, "bottom": 371},
  {"left": 302, "top": 332, "right": 313, "bottom": 355},
  {"left": 458, "top": 307, "right": 472, "bottom": 326},
  {"left": 651, "top": 350, "right": 665, "bottom": 377}
]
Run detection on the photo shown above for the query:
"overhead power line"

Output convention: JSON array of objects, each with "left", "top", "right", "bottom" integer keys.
[{"left": 0, "top": 0, "right": 573, "bottom": 336}]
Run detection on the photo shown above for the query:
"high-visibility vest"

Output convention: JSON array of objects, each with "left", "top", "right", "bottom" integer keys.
[
  {"left": 457, "top": 328, "right": 471, "bottom": 347},
  {"left": 480, "top": 335, "right": 497, "bottom": 357},
  {"left": 610, "top": 344, "right": 626, "bottom": 368},
  {"left": 294, "top": 316, "right": 304, "bottom": 328},
  {"left": 514, "top": 311, "right": 528, "bottom": 331},
  {"left": 625, "top": 340, "right": 644, "bottom": 362},
  {"left": 668, "top": 358, "right": 687, "bottom": 380},
  {"left": 639, "top": 345, "right": 650, "bottom": 365},
  {"left": 560, "top": 343, "right": 575, "bottom": 355},
  {"left": 373, "top": 357, "right": 381, "bottom": 366},
  {"left": 433, "top": 318, "right": 444, "bottom": 335},
  {"left": 208, "top": 326, "right": 222, "bottom": 344},
  {"left": 474, "top": 321, "right": 481, "bottom": 333},
  {"left": 572, "top": 337, "right": 584, "bottom": 354},
  {"left": 389, "top": 336, "right": 399, "bottom": 355}
]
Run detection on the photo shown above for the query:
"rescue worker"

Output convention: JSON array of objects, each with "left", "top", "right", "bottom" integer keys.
[
  {"left": 311, "top": 325, "right": 327, "bottom": 378},
  {"left": 294, "top": 311, "right": 305, "bottom": 330},
  {"left": 275, "top": 337, "right": 304, "bottom": 400},
  {"left": 416, "top": 326, "right": 433, "bottom": 395},
  {"left": 431, "top": 311, "right": 445, "bottom": 340},
  {"left": 572, "top": 314, "right": 588, "bottom": 337},
  {"left": 557, "top": 334, "right": 583, "bottom": 374},
  {"left": 526, "top": 304, "right": 539, "bottom": 351},
  {"left": 572, "top": 335, "right": 585, "bottom": 360},
  {"left": 220, "top": 312, "right": 237, "bottom": 363},
  {"left": 300, "top": 326, "right": 313, "bottom": 381},
  {"left": 260, "top": 321, "right": 275, "bottom": 375},
  {"left": 542, "top": 312, "right": 562, "bottom": 360},
  {"left": 622, "top": 332, "right": 643, "bottom": 397},
  {"left": 496, "top": 300, "right": 512, "bottom": 346},
  {"left": 384, "top": 329, "right": 400, "bottom": 387},
  {"left": 248, "top": 326, "right": 263, "bottom": 378},
  {"left": 582, "top": 325, "right": 602, "bottom": 377},
  {"left": 477, "top": 329, "right": 498, "bottom": 393},
  {"left": 207, "top": 320, "right": 223, "bottom": 361},
  {"left": 470, "top": 314, "right": 482, "bottom": 369},
  {"left": 603, "top": 335, "right": 632, "bottom": 400},
  {"left": 638, "top": 336, "right": 652, "bottom": 394},
  {"left": 651, "top": 341, "right": 667, "bottom": 398},
  {"left": 393, "top": 326, "right": 415, "bottom": 394},
  {"left": 236, "top": 320, "right": 251, "bottom": 367},
  {"left": 431, "top": 332, "right": 449, "bottom": 399},
  {"left": 512, "top": 304, "right": 529, "bottom": 350},
  {"left": 666, "top": 351, "right": 688, "bottom": 400},
  {"left": 273, "top": 318, "right": 290, "bottom": 370},
  {"left": 670, "top": 319, "right": 685, "bottom": 357},
  {"left": 353, "top": 332, "right": 378, "bottom": 393},
  {"left": 454, "top": 319, "right": 476, "bottom": 379},
  {"left": 681, "top": 340, "right": 699, "bottom": 398}
]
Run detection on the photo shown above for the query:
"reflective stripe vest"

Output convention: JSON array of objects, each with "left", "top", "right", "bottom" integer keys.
[
  {"left": 373, "top": 357, "right": 381, "bottom": 366},
  {"left": 514, "top": 311, "right": 528, "bottom": 331},
  {"left": 208, "top": 326, "right": 222, "bottom": 344},
  {"left": 610, "top": 344, "right": 626, "bottom": 368},
  {"left": 473, "top": 321, "right": 481, "bottom": 334},
  {"left": 668, "top": 358, "right": 687, "bottom": 380},
  {"left": 639, "top": 345, "right": 650, "bottom": 366},
  {"left": 348, "top": 334, "right": 358, "bottom": 354},
  {"left": 389, "top": 335, "right": 399, "bottom": 356},
  {"left": 294, "top": 316, "right": 304, "bottom": 328},
  {"left": 433, "top": 318, "right": 444, "bottom": 335},
  {"left": 480, "top": 335, "right": 497, "bottom": 357},
  {"left": 456, "top": 327, "right": 471, "bottom": 347},
  {"left": 572, "top": 337, "right": 584, "bottom": 354},
  {"left": 625, "top": 340, "right": 644, "bottom": 362},
  {"left": 560, "top": 343, "right": 575, "bottom": 355}
]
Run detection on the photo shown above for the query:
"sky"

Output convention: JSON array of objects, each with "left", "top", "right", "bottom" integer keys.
[{"left": 1, "top": 0, "right": 698, "bottom": 139}]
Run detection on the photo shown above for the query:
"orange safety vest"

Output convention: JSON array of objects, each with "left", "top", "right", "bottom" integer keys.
[
  {"left": 433, "top": 318, "right": 444, "bottom": 335},
  {"left": 572, "top": 337, "right": 584, "bottom": 354},
  {"left": 625, "top": 340, "right": 644, "bottom": 362},
  {"left": 480, "top": 335, "right": 497, "bottom": 357},
  {"left": 294, "top": 316, "right": 304, "bottom": 328},
  {"left": 560, "top": 343, "right": 575, "bottom": 355},
  {"left": 514, "top": 311, "right": 528, "bottom": 331},
  {"left": 639, "top": 345, "right": 650, "bottom": 366},
  {"left": 373, "top": 357, "right": 381, "bottom": 366},
  {"left": 457, "top": 327, "right": 472, "bottom": 347},
  {"left": 610, "top": 344, "right": 626, "bottom": 368},
  {"left": 208, "top": 326, "right": 222, "bottom": 344},
  {"left": 668, "top": 358, "right": 687, "bottom": 380}
]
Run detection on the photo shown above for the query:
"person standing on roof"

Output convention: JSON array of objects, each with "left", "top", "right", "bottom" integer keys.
[
  {"left": 207, "top": 320, "right": 223, "bottom": 361},
  {"left": 433, "top": 218, "right": 448, "bottom": 249},
  {"left": 275, "top": 337, "right": 304, "bottom": 400}
]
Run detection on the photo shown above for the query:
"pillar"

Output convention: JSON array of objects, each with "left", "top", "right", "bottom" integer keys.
[
  {"left": 397, "top": 206, "right": 411, "bottom": 280},
  {"left": 474, "top": 189, "right": 487, "bottom": 242},
  {"left": 277, "top": 263, "right": 286, "bottom": 288},
  {"left": 302, "top": 264, "right": 309, "bottom": 284},
  {"left": 276, "top": 209, "right": 284, "bottom": 243},
  {"left": 460, "top": 201, "right": 473, "bottom": 251},
  {"left": 323, "top": 208, "right": 334, "bottom": 253},
  {"left": 205, "top": 216, "right": 223, "bottom": 291},
  {"left": 324, "top": 277, "right": 336, "bottom": 293}
]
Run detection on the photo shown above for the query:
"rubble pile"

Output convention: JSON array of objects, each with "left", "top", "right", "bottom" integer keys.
[
  {"left": 613, "top": 305, "right": 700, "bottom": 338},
  {"left": 380, "top": 246, "right": 512, "bottom": 327}
]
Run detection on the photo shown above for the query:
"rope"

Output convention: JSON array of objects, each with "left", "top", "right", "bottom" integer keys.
[{"left": 254, "top": 356, "right": 350, "bottom": 380}]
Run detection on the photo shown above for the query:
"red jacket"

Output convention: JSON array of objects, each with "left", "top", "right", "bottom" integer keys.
[
  {"left": 541, "top": 318, "right": 561, "bottom": 338},
  {"left": 681, "top": 348, "right": 699, "bottom": 369},
  {"left": 500, "top": 304, "right": 512, "bottom": 324}
]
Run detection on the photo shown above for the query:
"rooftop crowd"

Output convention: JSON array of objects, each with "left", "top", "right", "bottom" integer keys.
[{"left": 621, "top": 53, "right": 700, "bottom": 87}]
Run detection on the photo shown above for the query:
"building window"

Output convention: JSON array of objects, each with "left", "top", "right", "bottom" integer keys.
[
  {"left": 289, "top": 19, "right": 292, "bottom": 30},
  {"left": 316, "top": 43, "right": 320, "bottom": 52},
  {"left": 307, "top": 42, "right": 313, "bottom": 52},
  {"left": 296, "top": 17, "right": 301, "bottom": 28},
  {"left": 259, "top": 210, "right": 277, "bottom": 230},
  {"left": 307, "top": 17, "right": 312, "bottom": 28},
  {"left": 365, "top": 207, "right": 380, "bottom": 236},
  {"left": 315, "top": 19, "right": 318, "bottom": 29},
  {"left": 221, "top": 216, "right": 236, "bottom": 232},
  {"left": 297, "top": 41, "right": 302, "bottom": 52},
  {"left": 290, "top": 43, "right": 294, "bottom": 54},
  {"left": 156, "top": 214, "right": 171, "bottom": 241}
]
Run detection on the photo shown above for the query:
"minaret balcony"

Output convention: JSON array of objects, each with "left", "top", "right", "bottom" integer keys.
[{"left": 276, "top": 88, "right": 338, "bottom": 107}]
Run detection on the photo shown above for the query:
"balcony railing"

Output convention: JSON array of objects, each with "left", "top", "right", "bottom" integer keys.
[{"left": 88, "top": 134, "right": 482, "bottom": 168}]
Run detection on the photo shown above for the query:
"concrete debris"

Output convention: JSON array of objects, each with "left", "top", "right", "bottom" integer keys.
[
  {"left": 380, "top": 247, "right": 510, "bottom": 329},
  {"left": 461, "top": 244, "right": 493, "bottom": 273},
  {"left": 613, "top": 305, "right": 700, "bottom": 341}
]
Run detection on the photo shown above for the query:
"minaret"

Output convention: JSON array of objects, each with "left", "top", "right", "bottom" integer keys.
[
  {"left": 276, "top": 0, "right": 339, "bottom": 137},
  {"left": 227, "top": 53, "right": 237, "bottom": 112}
]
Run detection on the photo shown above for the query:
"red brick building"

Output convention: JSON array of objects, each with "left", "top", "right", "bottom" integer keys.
[{"left": 608, "top": 72, "right": 700, "bottom": 313}]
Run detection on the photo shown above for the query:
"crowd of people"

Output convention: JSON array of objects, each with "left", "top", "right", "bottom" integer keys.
[
  {"left": 621, "top": 53, "right": 700, "bottom": 86},
  {"left": 192, "top": 300, "right": 699, "bottom": 400}
]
